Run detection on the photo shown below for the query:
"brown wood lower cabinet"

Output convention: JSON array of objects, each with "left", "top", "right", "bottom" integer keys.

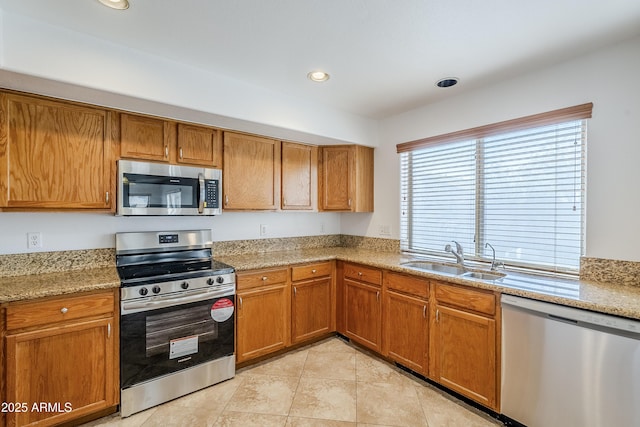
[
  {"left": 3, "top": 289, "right": 119, "bottom": 427},
  {"left": 430, "top": 281, "right": 499, "bottom": 410},
  {"left": 236, "top": 268, "right": 290, "bottom": 363},
  {"left": 291, "top": 262, "right": 334, "bottom": 344},
  {"left": 383, "top": 272, "right": 429, "bottom": 376},
  {"left": 343, "top": 263, "right": 383, "bottom": 352}
]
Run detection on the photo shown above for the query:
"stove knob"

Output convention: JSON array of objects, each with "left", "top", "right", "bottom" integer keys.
[
  {"left": 139, "top": 288, "right": 149, "bottom": 296},
  {"left": 216, "top": 276, "right": 225, "bottom": 284},
  {"left": 207, "top": 278, "right": 215, "bottom": 286},
  {"left": 152, "top": 285, "right": 161, "bottom": 294},
  {"left": 181, "top": 282, "right": 189, "bottom": 290}
]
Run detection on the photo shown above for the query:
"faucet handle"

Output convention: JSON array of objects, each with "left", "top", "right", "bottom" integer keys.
[
  {"left": 452, "top": 240, "right": 463, "bottom": 254},
  {"left": 444, "top": 243, "right": 452, "bottom": 252}
]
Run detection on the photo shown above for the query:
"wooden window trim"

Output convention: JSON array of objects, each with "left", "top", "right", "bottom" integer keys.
[{"left": 396, "top": 102, "right": 593, "bottom": 153}]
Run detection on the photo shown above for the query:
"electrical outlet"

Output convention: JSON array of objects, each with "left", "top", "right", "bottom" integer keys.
[
  {"left": 27, "top": 232, "right": 43, "bottom": 249},
  {"left": 378, "top": 225, "right": 391, "bottom": 236},
  {"left": 320, "top": 222, "right": 325, "bottom": 234},
  {"left": 260, "top": 224, "right": 267, "bottom": 236}
]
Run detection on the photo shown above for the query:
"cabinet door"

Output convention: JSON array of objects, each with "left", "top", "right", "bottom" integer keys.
[
  {"left": 319, "top": 146, "right": 352, "bottom": 210},
  {"left": 431, "top": 304, "right": 497, "bottom": 409},
  {"left": 236, "top": 284, "right": 289, "bottom": 363},
  {"left": 344, "top": 278, "right": 381, "bottom": 352},
  {"left": 384, "top": 290, "right": 428, "bottom": 375},
  {"left": 5, "top": 317, "right": 117, "bottom": 427},
  {"left": 119, "top": 113, "right": 174, "bottom": 162},
  {"left": 223, "top": 132, "right": 280, "bottom": 210},
  {"left": 0, "top": 93, "right": 112, "bottom": 209},
  {"left": 292, "top": 277, "right": 332, "bottom": 344},
  {"left": 281, "top": 142, "right": 316, "bottom": 210},
  {"left": 177, "top": 123, "right": 222, "bottom": 168}
]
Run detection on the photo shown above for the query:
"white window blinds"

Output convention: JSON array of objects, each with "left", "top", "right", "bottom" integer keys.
[{"left": 398, "top": 104, "right": 591, "bottom": 274}]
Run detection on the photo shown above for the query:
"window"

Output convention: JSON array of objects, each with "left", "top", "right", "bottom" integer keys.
[{"left": 397, "top": 103, "right": 592, "bottom": 274}]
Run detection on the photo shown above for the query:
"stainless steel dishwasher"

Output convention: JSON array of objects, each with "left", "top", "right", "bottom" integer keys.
[{"left": 501, "top": 294, "right": 640, "bottom": 427}]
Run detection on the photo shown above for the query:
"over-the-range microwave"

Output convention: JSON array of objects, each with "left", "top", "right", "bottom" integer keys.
[{"left": 117, "top": 160, "right": 222, "bottom": 216}]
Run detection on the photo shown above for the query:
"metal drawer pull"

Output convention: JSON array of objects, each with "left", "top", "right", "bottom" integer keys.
[
  {"left": 262, "top": 276, "right": 268, "bottom": 281},
  {"left": 436, "top": 309, "right": 440, "bottom": 322},
  {"left": 312, "top": 269, "right": 317, "bottom": 273},
  {"left": 376, "top": 291, "right": 380, "bottom": 302},
  {"left": 60, "top": 307, "right": 68, "bottom": 314},
  {"left": 108, "top": 322, "right": 111, "bottom": 338},
  {"left": 105, "top": 191, "right": 110, "bottom": 204},
  {"left": 294, "top": 287, "right": 297, "bottom": 296},
  {"left": 358, "top": 272, "right": 363, "bottom": 276},
  {"left": 164, "top": 145, "right": 169, "bottom": 157},
  {"left": 423, "top": 306, "right": 427, "bottom": 318},
  {"left": 179, "top": 147, "right": 183, "bottom": 159}
]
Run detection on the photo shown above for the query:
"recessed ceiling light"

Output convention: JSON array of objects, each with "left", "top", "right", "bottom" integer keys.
[
  {"left": 97, "top": 0, "right": 129, "bottom": 10},
  {"left": 436, "top": 77, "right": 459, "bottom": 88},
  {"left": 307, "top": 71, "right": 330, "bottom": 82}
]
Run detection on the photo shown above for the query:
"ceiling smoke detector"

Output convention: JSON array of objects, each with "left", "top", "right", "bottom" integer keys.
[
  {"left": 98, "top": 0, "right": 130, "bottom": 10},
  {"left": 436, "top": 77, "right": 459, "bottom": 88},
  {"left": 307, "top": 71, "right": 330, "bottom": 82}
]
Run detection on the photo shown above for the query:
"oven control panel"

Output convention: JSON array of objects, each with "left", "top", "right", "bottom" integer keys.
[{"left": 121, "top": 272, "right": 236, "bottom": 302}]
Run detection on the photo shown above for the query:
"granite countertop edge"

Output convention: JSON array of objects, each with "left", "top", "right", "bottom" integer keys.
[{"left": 2, "top": 248, "right": 639, "bottom": 322}]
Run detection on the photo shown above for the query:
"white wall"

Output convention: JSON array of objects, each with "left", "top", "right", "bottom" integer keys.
[
  {"left": 376, "top": 35, "right": 640, "bottom": 262},
  {"left": 0, "top": 212, "right": 341, "bottom": 254}
]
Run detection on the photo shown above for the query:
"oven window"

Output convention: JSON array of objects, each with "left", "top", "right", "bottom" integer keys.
[{"left": 146, "top": 305, "right": 218, "bottom": 357}]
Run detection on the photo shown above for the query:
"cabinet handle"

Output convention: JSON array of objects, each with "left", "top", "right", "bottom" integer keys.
[
  {"left": 60, "top": 307, "right": 68, "bottom": 314},
  {"left": 179, "top": 147, "right": 183, "bottom": 159},
  {"left": 376, "top": 291, "right": 380, "bottom": 302},
  {"left": 283, "top": 199, "right": 287, "bottom": 206},
  {"left": 105, "top": 191, "right": 109, "bottom": 204},
  {"left": 436, "top": 309, "right": 440, "bottom": 322},
  {"left": 164, "top": 145, "right": 169, "bottom": 158},
  {"left": 423, "top": 306, "right": 427, "bottom": 318},
  {"left": 238, "top": 296, "right": 243, "bottom": 308},
  {"left": 312, "top": 269, "right": 317, "bottom": 274},
  {"left": 358, "top": 272, "right": 363, "bottom": 276},
  {"left": 108, "top": 322, "right": 111, "bottom": 339},
  {"left": 262, "top": 276, "right": 268, "bottom": 281},
  {"left": 348, "top": 198, "right": 352, "bottom": 207},
  {"left": 225, "top": 195, "right": 229, "bottom": 206},
  {"left": 294, "top": 287, "right": 297, "bottom": 296}
]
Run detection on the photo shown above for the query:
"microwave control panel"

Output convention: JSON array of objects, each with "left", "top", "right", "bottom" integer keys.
[{"left": 205, "top": 180, "right": 219, "bottom": 208}]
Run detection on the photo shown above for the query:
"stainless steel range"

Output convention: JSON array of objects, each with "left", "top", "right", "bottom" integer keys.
[{"left": 116, "top": 230, "right": 235, "bottom": 417}]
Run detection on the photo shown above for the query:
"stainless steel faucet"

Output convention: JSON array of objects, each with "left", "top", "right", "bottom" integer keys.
[
  {"left": 485, "top": 242, "right": 504, "bottom": 271},
  {"left": 445, "top": 240, "right": 465, "bottom": 267}
]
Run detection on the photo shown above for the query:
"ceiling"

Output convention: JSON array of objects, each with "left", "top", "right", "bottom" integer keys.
[{"left": 1, "top": 0, "right": 640, "bottom": 119}]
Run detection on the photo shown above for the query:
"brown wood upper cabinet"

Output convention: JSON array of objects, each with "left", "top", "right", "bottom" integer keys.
[
  {"left": 119, "top": 113, "right": 222, "bottom": 168},
  {"left": 318, "top": 144, "right": 374, "bottom": 212},
  {"left": 223, "top": 132, "right": 280, "bottom": 210},
  {"left": 281, "top": 142, "right": 317, "bottom": 210},
  {"left": 0, "top": 91, "right": 114, "bottom": 210}
]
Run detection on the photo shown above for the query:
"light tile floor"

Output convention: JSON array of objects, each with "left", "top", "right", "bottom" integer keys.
[{"left": 83, "top": 337, "right": 503, "bottom": 426}]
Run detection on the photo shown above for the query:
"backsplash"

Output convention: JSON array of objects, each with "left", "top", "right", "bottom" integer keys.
[
  {"left": 0, "top": 248, "right": 115, "bottom": 277},
  {"left": 213, "top": 234, "right": 342, "bottom": 256},
  {"left": 580, "top": 257, "right": 640, "bottom": 287}
]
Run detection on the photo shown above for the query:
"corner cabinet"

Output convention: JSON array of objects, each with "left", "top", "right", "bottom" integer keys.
[
  {"left": 0, "top": 91, "right": 114, "bottom": 210},
  {"left": 3, "top": 289, "right": 119, "bottom": 427},
  {"left": 318, "top": 145, "right": 374, "bottom": 212},
  {"left": 223, "top": 132, "right": 281, "bottom": 210},
  {"left": 430, "top": 281, "right": 499, "bottom": 411}
]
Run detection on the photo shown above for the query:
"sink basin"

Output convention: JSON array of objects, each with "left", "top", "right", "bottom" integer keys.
[
  {"left": 462, "top": 271, "right": 505, "bottom": 281},
  {"left": 401, "top": 261, "right": 467, "bottom": 275}
]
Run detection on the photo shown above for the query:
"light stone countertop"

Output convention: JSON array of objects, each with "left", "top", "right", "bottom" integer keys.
[
  {"left": 2, "top": 247, "right": 639, "bottom": 322},
  {"left": 0, "top": 267, "right": 120, "bottom": 303},
  {"left": 219, "top": 247, "right": 640, "bottom": 321}
]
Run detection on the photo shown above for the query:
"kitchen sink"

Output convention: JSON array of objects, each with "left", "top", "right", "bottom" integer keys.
[
  {"left": 401, "top": 261, "right": 467, "bottom": 275},
  {"left": 462, "top": 271, "right": 505, "bottom": 281}
]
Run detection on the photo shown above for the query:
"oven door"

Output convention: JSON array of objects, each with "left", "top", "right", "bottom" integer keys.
[{"left": 120, "top": 289, "right": 234, "bottom": 389}]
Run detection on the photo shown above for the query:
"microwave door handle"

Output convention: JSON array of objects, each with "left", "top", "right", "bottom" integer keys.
[{"left": 198, "top": 173, "right": 205, "bottom": 214}]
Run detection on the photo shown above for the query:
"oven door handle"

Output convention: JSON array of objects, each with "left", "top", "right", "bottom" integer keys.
[{"left": 121, "top": 288, "right": 232, "bottom": 315}]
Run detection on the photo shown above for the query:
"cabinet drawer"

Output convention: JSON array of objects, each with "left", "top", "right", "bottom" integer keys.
[
  {"left": 435, "top": 282, "right": 496, "bottom": 316},
  {"left": 385, "top": 272, "right": 429, "bottom": 299},
  {"left": 237, "top": 268, "right": 288, "bottom": 290},
  {"left": 291, "top": 261, "right": 333, "bottom": 282},
  {"left": 6, "top": 291, "right": 115, "bottom": 331},
  {"left": 343, "top": 263, "right": 382, "bottom": 286}
]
